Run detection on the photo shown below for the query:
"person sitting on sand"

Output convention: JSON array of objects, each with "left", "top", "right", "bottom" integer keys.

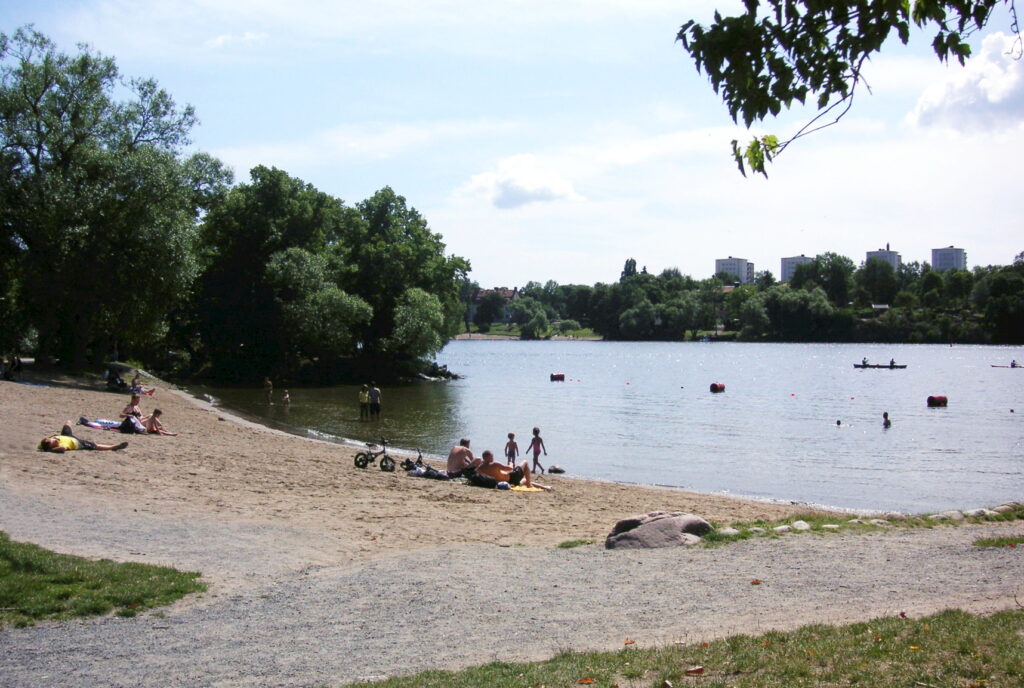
[
  {"left": 477, "top": 450, "right": 552, "bottom": 491},
  {"left": 121, "top": 394, "right": 143, "bottom": 419},
  {"left": 39, "top": 422, "right": 128, "bottom": 452},
  {"left": 446, "top": 438, "right": 482, "bottom": 478},
  {"left": 142, "top": 409, "right": 177, "bottom": 436},
  {"left": 129, "top": 371, "right": 155, "bottom": 397}
]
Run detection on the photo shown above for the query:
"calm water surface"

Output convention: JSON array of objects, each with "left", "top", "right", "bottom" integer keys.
[{"left": 190, "top": 341, "right": 1024, "bottom": 513}]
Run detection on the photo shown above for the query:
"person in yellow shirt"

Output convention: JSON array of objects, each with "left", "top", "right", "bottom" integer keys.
[
  {"left": 39, "top": 422, "right": 128, "bottom": 452},
  {"left": 358, "top": 384, "right": 370, "bottom": 421}
]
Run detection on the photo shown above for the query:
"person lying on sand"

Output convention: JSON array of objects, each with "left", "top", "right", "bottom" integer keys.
[
  {"left": 39, "top": 422, "right": 128, "bottom": 452},
  {"left": 477, "top": 450, "right": 552, "bottom": 491}
]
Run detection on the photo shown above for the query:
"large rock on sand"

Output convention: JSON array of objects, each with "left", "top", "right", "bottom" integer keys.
[{"left": 605, "top": 511, "right": 712, "bottom": 549}]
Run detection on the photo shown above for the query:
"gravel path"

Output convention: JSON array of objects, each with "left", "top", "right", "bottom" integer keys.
[{"left": 2, "top": 488, "right": 1022, "bottom": 687}]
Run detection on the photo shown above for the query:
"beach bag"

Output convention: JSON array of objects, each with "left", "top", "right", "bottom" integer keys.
[{"left": 119, "top": 416, "right": 145, "bottom": 434}]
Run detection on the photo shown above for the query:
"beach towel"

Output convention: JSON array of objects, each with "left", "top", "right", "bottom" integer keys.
[
  {"left": 78, "top": 417, "right": 121, "bottom": 430},
  {"left": 509, "top": 485, "right": 546, "bottom": 493}
]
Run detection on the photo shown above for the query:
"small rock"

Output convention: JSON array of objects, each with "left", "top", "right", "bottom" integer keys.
[
  {"left": 773, "top": 525, "right": 792, "bottom": 533},
  {"left": 748, "top": 527, "right": 766, "bottom": 534},
  {"left": 792, "top": 520, "right": 812, "bottom": 531},
  {"left": 928, "top": 510, "right": 965, "bottom": 522},
  {"left": 718, "top": 527, "right": 741, "bottom": 536},
  {"left": 869, "top": 519, "right": 890, "bottom": 527},
  {"left": 993, "top": 503, "right": 1020, "bottom": 514},
  {"left": 821, "top": 524, "right": 841, "bottom": 530},
  {"left": 884, "top": 511, "right": 908, "bottom": 521},
  {"left": 848, "top": 518, "right": 864, "bottom": 524},
  {"left": 963, "top": 508, "right": 992, "bottom": 518}
]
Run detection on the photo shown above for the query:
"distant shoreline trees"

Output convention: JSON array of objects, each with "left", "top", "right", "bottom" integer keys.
[{"left": 482, "top": 256, "right": 1024, "bottom": 344}]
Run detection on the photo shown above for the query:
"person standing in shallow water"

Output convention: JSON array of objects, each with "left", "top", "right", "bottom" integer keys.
[
  {"left": 882, "top": 411, "right": 891, "bottom": 428},
  {"left": 358, "top": 384, "right": 370, "bottom": 421},
  {"left": 368, "top": 382, "right": 382, "bottom": 420}
]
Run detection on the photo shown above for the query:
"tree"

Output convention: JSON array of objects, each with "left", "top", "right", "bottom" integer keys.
[
  {"left": 0, "top": 27, "right": 226, "bottom": 368},
  {"left": 338, "top": 187, "right": 469, "bottom": 361},
  {"left": 197, "top": 166, "right": 348, "bottom": 377},
  {"left": 678, "top": 1, "right": 1016, "bottom": 175},
  {"left": 520, "top": 311, "right": 550, "bottom": 340},
  {"left": 384, "top": 288, "right": 447, "bottom": 360},
  {"left": 620, "top": 258, "right": 638, "bottom": 282},
  {"left": 754, "top": 270, "right": 777, "bottom": 290},
  {"left": 856, "top": 258, "right": 899, "bottom": 305},
  {"left": 472, "top": 291, "right": 506, "bottom": 332}
]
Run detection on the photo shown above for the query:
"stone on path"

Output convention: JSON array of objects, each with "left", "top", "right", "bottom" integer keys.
[
  {"left": 605, "top": 512, "right": 712, "bottom": 549},
  {"left": 929, "top": 510, "right": 966, "bottom": 522},
  {"left": 792, "top": 520, "right": 812, "bottom": 531}
]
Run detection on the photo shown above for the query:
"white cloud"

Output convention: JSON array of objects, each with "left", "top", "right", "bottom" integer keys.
[
  {"left": 461, "top": 155, "right": 583, "bottom": 209},
  {"left": 213, "top": 119, "right": 518, "bottom": 176},
  {"left": 204, "top": 31, "right": 268, "bottom": 49},
  {"left": 908, "top": 32, "right": 1024, "bottom": 131}
]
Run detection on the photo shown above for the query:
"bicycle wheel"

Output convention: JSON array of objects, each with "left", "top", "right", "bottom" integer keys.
[
  {"left": 379, "top": 455, "right": 396, "bottom": 472},
  {"left": 354, "top": 452, "right": 369, "bottom": 469}
]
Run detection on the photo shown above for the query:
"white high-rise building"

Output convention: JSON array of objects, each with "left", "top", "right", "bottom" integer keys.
[
  {"left": 781, "top": 254, "right": 813, "bottom": 283},
  {"left": 715, "top": 256, "right": 753, "bottom": 284},
  {"left": 931, "top": 246, "right": 967, "bottom": 271},
  {"left": 866, "top": 244, "right": 901, "bottom": 272}
]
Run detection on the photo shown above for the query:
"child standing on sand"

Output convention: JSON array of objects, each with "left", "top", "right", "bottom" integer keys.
[
  {"left": 526, "top": 427, "right": 546, "bottom": 474},
  {"left": 504, "top": 432, "right": 519, "bottom": 466}
]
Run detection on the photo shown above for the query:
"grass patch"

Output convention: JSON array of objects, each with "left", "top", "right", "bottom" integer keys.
[
  {"left": 702, "top": 503, "right": 1024, "bottom": 547},
  {"left": 340, "top": 609, "right": 1024, "bottom": 687},
  {"left": 556, "top": 539, "right": 595, "bottom": 549},
  {"left": 974, "top": 536, "right": 1024, "bottom": 548},
  {"left": 0, "top": 531, "right": 205, "bottom": 628}
]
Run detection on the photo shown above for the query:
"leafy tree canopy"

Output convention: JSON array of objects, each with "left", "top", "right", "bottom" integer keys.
[
  {"left": 0, "top": 26, "right": 229, "bottom": 368},
  {"left": 678, "top": 1, "right": 1018, "bottom": 175}
]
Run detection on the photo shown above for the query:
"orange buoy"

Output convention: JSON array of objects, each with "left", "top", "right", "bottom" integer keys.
[
  {"left": 550, "top": 373, "right": 565, "bottom": 382},
  {"left": 926, "top": 395, "right": 948, "bottom": 407},
  {"left": 710, "top": 382, "right": 725, "bottom": 393}
]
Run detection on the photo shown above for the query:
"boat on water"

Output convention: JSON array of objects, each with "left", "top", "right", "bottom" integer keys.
[
  {"left": 853, "top": 363, "right": 907, "bottom": 369},
  {"left": 990, "top": 364, "right": 1022, "bottom": 368}
]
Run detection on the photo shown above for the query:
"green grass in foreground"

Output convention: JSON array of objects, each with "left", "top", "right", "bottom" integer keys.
[
  {"left": 702, "top": 504, "right": 1024, "bottom": 547},
  {"left": 974, "top": 536, "right": 1024, "bottom": 548},
  {"left": 0, "top": 531, "right": 205, "bottom": 628},
  {"left": 342, "top": 608, "right": 1024, "bottom": 688}
]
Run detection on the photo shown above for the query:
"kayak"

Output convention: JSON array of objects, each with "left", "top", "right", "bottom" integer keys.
[
  {"left": 853, "top": 363, "right": 907, "bottom": 369},
  {"left": 990, "top": 365, "right": 1022, "bottom": 368}
]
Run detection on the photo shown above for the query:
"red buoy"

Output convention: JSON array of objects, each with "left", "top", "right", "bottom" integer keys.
[
  {"left": 710, "top": 382, "right": 725, "bottom": 393},
  {"left": 926, "top": 395, "right": 948, "bottom": 407},
  {"left": 550, "top": 373, "right": 565, "bottom": 382}
]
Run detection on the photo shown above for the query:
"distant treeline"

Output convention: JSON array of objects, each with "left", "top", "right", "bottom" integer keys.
[
  {"left": 472, "top": 254, "right": 1024, "bottom": 344},
  {"left": 0, "top": 27, "right": 468, "bottom": 381}
]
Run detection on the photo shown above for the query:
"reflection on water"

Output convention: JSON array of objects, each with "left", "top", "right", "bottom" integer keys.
[{"left": 187, "top": 341, "right": 1024, "bottom": 513}]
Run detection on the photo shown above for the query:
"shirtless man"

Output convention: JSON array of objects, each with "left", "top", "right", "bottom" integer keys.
[
  {"left": 39, "top": 422, "right": 128, "bottom": 452},
  {"left": 477, "top": 450, "right": 552, "bottom": 491},
  {"left": 446, "top": 438, "right": 481, "bottom": 478}
]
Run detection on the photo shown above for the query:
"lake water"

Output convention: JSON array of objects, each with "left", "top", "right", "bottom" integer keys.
[{"left": 189, "top": 341, "right": 1024, "bottom": 514}]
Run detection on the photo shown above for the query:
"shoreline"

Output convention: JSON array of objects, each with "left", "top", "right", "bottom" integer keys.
[
  {"left": 185, "top": 384, "right": 861, "bottom": 515},
  {"left": 0, "top": 369, "right": 831, "bottom": 569}
]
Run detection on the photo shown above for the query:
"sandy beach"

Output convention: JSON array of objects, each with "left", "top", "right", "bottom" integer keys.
[
  {"left": 0, "top": 368, "right": 818, "bottom": 566},
  {"left": 1, "top": 368, "right": 1022, "bottom": 687}
]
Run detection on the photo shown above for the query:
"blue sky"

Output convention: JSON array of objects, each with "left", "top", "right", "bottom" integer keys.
[{"left": 4, "top": 1, "right": 1022, "bottom": 288}]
